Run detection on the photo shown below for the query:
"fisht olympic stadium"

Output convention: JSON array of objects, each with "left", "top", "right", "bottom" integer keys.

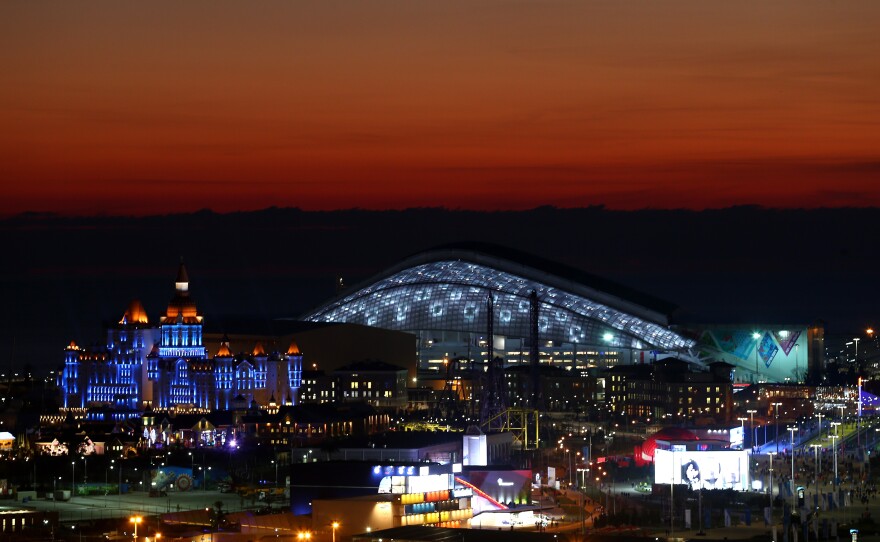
[{"left": 303, "top": 244, "right": 697, "bottom": 373}]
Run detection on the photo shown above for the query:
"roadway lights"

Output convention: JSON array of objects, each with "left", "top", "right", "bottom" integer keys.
[{"left": 129, "top": 516, "right": 143, "bottom": 540}]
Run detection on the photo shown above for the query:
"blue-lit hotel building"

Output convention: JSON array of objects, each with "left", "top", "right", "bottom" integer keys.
[
  {"left": 59, "top": 264, "right": 303, "bottom": 412},
  {"left": 304, "top": 244, "right": 698, "bottom": 374}
]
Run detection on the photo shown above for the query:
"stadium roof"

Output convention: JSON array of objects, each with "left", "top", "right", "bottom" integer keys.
[{"left": 303, "top": 243, "right": 695, "bottom": 351}]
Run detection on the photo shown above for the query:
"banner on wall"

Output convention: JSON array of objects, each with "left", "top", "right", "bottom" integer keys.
[
  {"left": 758, "top": 333, "right": 779, "bottom": 368},
  {"left": 773, "top": 330, "right": 802, "bottom": 356}
]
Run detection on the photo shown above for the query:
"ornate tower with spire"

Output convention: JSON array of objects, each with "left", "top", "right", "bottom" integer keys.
[{"left": 152, "top": 262, "right": 208, "bottom": 409}]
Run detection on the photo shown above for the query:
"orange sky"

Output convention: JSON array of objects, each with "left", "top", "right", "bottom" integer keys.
[{"left": 2, "top": 1, "right": 879, "bottom": 215}]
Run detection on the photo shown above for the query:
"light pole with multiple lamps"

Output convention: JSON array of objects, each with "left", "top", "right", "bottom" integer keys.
[
  {"left": 772, "top": 402, "right": 783, "bottom": 454},
  {"left": 130, "top": 515, "right": 142, "bottom": 540},
  {"left": 748, "top": 409, "right": 758, "bottom": 449},
  {"left": 810, "top": 444, "right": 821, "bottom": 487},
  {"left": 768, "top": 452, "right": 776, "bottom": 509},
  {"left": 788, "top": 426, "right": 798, "bottom": 509},
  {"left": 753, "top": 332, "right": 762, "bottom": 382},
  {"left": 831, "top": 434, "right": 839, "bottom": 486}
]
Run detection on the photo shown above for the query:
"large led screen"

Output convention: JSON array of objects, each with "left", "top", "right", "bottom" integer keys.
[{"left": 654, "top": 449, "right": 749, "bottom": 491}]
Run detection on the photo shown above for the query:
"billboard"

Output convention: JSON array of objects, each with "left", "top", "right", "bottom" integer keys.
[
  {"left": 464, "top": 469, "right": 531, "bottom": 510},
  {"left": 730, "top": 426, "right": 744, "bottom": 449},
  {"left": 654, "top": 449, "right": 749, "bottom": 491}
]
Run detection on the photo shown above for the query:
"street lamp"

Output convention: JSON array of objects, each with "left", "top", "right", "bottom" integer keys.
[
  {"left": 768, "top": 452, "right": 776, "bottom": 511},
  {"left": 858, "top": 377, "right": 863, "bottom": 448},
  {"left": 71, "top": 461, "right": 76, "bottom": 494},
  {"left": 753, "top": 332, "right": 762, "bottom": 382},
  {"left": 130, "top": 516, "right": 143, "bottom": 540},
  {"left": 747, "top": 409, "right": 758, "bottom": 449},
  {"left": 788, "top": 426, "right": 798, "bottom": 509},
  {"left": 332, "top": 521, "right": 339, "bottom": 542},
  {"left": 830, "top": 434, "right": 839, "bottom": 486},
  {"left": 272, "top": 460, "right": 278, "bottom": 487},
  {"left": 566, "top": 449, "right": 573, "bottom": 486},
  {"left": 737, "top": 417, "right": 747, "bottom": 450},
  {"left": 772, "top": 402, "right": 783, "bottom": 454},
  {"left": 810, "top": 444, "right": 821, "bottom": 488}
]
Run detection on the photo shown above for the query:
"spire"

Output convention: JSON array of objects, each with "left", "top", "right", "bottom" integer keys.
[
  {"left": 286, "top": 340, "right": 301, "bottom": 356},
  {"left": 163, "top": 261, "right": 201, "bottom": 323},
  {"left": 119, "top": 299, "right": 149, "bottom": 325},
  {"left": 215, "top": 334, "right": 232, "bottom": 357},
  {"left": 252, "top": 342, "right": 266, "bottom": 356},
  {"left": 175, "top": 260, "right": 190, "bottom": 294}
]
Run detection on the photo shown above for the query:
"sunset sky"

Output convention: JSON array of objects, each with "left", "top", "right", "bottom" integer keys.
[{"left": 2, "top": 1, "right": 879, "bottom": 215}]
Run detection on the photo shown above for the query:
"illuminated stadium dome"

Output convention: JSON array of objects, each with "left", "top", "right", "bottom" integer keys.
[{"left": 303, "top": 243, "right": 696, "bottom": 371}]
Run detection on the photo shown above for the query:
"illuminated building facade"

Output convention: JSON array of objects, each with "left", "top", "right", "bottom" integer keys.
[
  {"left": 59, "top": 264, "right": 303, "bottom": 412},
  {"left": 304, "top": 244, "right": 696, "bottom": 373},
  {"left": 607, "top": 358, "right": 734, "bottom": 423}
]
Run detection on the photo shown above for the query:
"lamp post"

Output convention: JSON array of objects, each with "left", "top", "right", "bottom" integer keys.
[
  {"left": 669, "top": 446, "right": 675, "bottom": 539},
  {"left": 772, "top": 402, "right": 783, "bottom": 454},
  {"left": 332, "top": 521, "right": 339, "bottom": 542},
  {"left": 788, "top": 426, "right": 798, "bottom": 509},
  {"left": 71, "top": 461, "right": 76, "bottom": 494},
  {"left": 753, "top": 332, "right": 762, "bottom": 382},
  {"left": 831, "top": 435, "right": 839, "bottom": 486},
  {"left": 272, "top": 460, "right": 279, "bottom": 487},
  {"left": 810, "top": 444, "right": 821, "bottom": 489},
  {"left": 566, "top": 449, "right": 573, "bottom": 487},
  {"left": 748, "top": 409, "right": 758, "bottom": 449},
  {"left": 817, "top": 413, "right": 824, "bottom": 440},
  {"left": 768, "top": 452, "right": 776, "bottom": 510},
  {"left": 130, "top": 516, "right": 142, "bottom": 540},
  {"left": 858, "top": 377, "right": 863, "bottom": 448},
  {"left": 82, "top": 455, "right": 88, "bottom": 484},
  {"left": 737, "top": 417, "right": 747, "bottom": 449}
]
